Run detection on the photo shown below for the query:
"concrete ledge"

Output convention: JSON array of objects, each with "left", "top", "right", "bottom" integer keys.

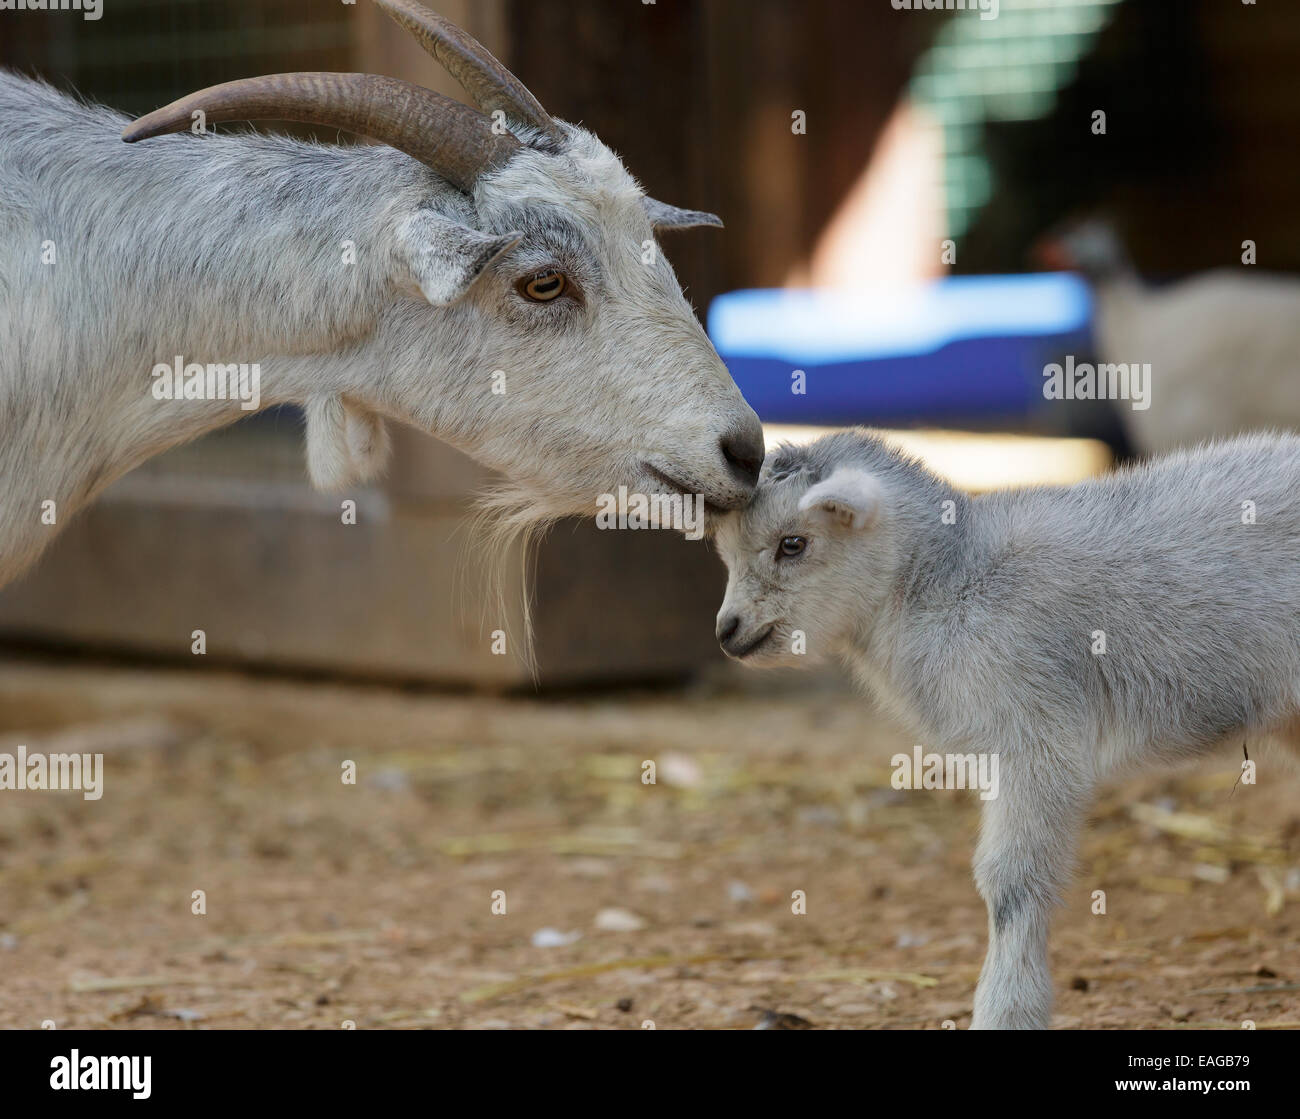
[{"left": 0, "top": 485, "right": 725, "bottom": 688}]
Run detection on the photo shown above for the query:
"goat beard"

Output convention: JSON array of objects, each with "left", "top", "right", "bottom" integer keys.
[
  {"left": 465, "top": 478, "right": 719, "bottom": 677},
  {"left": 462, "top": 480, "right": 566, "bottom": 679}
]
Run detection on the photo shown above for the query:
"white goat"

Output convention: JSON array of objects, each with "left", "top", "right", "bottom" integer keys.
[
  {"left": 1039, "top": 219, "right": 1300, "bottom": 455},
  {"left": 714, "top": 428, "right": 1300, "bottom": 1029},
  {"left": 0, "top": 0, "right": 763, "bottom": 588}
]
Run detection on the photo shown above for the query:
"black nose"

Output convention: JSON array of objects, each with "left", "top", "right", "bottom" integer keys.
[
  {"left": 720, "top": 426, "right": 764, "bottom": 489},
  {"left": 716, "top": 614, "right": 740, "bottom": 645}
]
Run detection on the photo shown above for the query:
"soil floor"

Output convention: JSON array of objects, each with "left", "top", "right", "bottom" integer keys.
[{"left": 0, "top": 655, "right": 1297, "bottom": 1030}]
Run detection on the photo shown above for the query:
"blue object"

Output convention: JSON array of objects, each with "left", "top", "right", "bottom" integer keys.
[{"left": 707, "top": 274, "right": 1095, "bottom": 426}]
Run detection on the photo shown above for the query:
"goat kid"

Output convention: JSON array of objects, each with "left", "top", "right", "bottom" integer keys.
[
  {"left": 0, "top": 0, "right": 763, "bottom": 587},
  {"left": 713, "top": 428, "right": 1300, "bottom": 1029}
]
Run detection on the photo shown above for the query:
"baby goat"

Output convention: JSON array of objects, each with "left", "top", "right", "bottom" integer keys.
[{"left": 713, "top": 428, "right": 1300, "bottom": 1029}]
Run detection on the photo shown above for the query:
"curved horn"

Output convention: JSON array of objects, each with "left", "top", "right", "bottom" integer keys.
[
  {"left": 375, "top": 0, "right": 564, "bottom": 146},
  {"left": 121, "top": 72, "right": 519, "bottom": 194},
  {"left": 643, "top": 198, "right": 724, "bottom": 231}
]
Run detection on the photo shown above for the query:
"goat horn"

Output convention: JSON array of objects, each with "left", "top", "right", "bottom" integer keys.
[
  {"left": 374, "top": 0, "right": 564, "bottom": 146},
  {"left": 121, "top": 72, "right": 518, "bottom": 195}
]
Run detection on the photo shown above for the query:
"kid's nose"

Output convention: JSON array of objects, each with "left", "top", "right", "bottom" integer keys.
[{"left": 716, "top": 614, "right": 741, "bottom": 645}]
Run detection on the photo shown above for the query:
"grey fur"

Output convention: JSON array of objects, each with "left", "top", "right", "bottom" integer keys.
[
  {"left": 714, "top": 428, "right": 1300, "bottom": 1029},
  {"left": 0, "top": 72, "right": 761, "bottom": 586}
]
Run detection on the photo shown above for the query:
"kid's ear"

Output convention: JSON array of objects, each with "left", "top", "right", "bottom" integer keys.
[
  {"left": 797, "top": 467, "right": 884, "bottom": 530},
  {"left": 397, "top": 209, "right": 522, "bottom": 306}
]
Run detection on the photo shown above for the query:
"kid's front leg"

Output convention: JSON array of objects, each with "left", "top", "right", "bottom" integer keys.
[{"left": 970, "top": 753, "right": 1090, "bottom": 1030}]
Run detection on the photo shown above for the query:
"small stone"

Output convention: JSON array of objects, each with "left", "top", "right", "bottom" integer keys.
[
  {"left": 532, "top": 927, "right": 582, "bottom": 948},
  {"left": 659, "top": 753, "right": 703, "bottom": 788},
  {"left": 166, "top": 1008, "right": 204, "bottom": 1022},
  {"left": 594, "top": 907, "right": 646, "bottom": 932},
  {"left": 752, "top": 1007, "right": 814, "bottom": 1030},
  {"left": 727, "top": 880, "right": 755, "bottom": 904}
]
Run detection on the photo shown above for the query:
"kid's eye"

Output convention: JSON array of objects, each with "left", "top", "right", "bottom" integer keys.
[
  {"left": 778, "top": 535, "right": 807, "bottom": 558},
  {"left": 518, "top": 270, "right": 568, "bottom": 302}
]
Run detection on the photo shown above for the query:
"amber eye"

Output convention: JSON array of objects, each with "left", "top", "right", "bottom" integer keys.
[
  {"left": 779, "top": 535, "right": 807, "bottom": 558},
  {"left": 519, "top": 270, "right": 567, "bottom": 302}
]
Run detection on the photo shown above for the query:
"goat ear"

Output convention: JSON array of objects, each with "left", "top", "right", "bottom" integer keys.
[
  {"left": 305, "top": 394, "right": 391, "bottom": 491},
  {"left": 398, "top": 209, "right": 522, "bottom": 306},
  {"left": 642, "top": 196, "right": 723, "bottom": 231},
  {"left": 797, "top": 467, "right": 884, "bottom": 531}
]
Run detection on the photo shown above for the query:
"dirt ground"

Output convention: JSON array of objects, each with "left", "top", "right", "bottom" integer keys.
[{"left": 0, "top": 653, "right": 1297, "bottom": 1030}]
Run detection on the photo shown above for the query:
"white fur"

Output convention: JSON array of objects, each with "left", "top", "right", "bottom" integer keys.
[
  {"left": 1048, "top": 218, "right": 1300, "bottom": 454},
  {"left": 716, "top": 428, "right": 1300, "bottom": 1029},
  {"left": 797, "top": 467, "right": 883, "bottom": 530},
  {"left": 0, "top": 73, "right": 761, "bottom": 587}
]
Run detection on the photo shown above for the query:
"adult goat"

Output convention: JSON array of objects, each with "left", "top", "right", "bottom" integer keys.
[
  {"left": 0, "top": 0, "right": 763, "bottom": 587},
  {"left": 1036, "top": 218, "right": 1300, "bottom": 456}
]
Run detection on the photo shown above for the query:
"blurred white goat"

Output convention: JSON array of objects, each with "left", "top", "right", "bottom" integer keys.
[{"left": 1038, "top": 218, "right": 1300, "bottom": 455}]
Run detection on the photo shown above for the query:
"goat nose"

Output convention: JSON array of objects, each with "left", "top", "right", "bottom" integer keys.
[
  {"left": 720, "top": 425, "right": 765, "bottom": 490},
  {"left": 716, "top": 614, "right": 741, "bottom": 645}
]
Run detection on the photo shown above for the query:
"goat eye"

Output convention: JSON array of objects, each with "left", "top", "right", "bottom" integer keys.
[
  {"left": 519, "top": 270, "right": 567, "bottom": 302},
  {"left": 778, "top": 535, "right": 807, "bottom": 558}
]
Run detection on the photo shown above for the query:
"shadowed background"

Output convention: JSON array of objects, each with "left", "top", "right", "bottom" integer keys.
[{"left": 1, "top": 1, "right": 1298, "bottom": 1031}]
